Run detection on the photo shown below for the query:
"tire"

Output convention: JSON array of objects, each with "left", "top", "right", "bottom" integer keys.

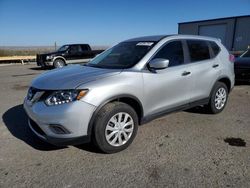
[
  {"left": 207, "top": 82, "right": 228, "bottom": 114},
  {"left": 53, "top": 59, "right": 65, "bottom": 68},
  {"left": 93, "top": 102, "right": 138, "bottom": 153}
]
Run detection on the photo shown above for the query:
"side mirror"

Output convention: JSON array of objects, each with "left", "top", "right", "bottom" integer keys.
[
  {"left": 65, "top": 49, "right": 70, "bottom": 54},
  {"left": 148, "top": 58, "right": 169, "bottom": 70}
]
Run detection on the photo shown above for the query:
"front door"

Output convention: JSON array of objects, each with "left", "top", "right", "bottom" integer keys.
[
  {"left": 66, "top": 45, "right": 83, "bottom": 63},
  {"left": 143, "top": 40, "right": 195, "bottom": 116}
]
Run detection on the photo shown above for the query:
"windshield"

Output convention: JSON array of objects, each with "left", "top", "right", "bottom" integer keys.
[
  {"left": 57, "top": 45, "right": 69, "bottom": 52},
  {"left": 240, "top": 49, "right": 250, "bottom": 58},
  {"left": 86, "top": 41, "right": 156, "bottom": 69}
]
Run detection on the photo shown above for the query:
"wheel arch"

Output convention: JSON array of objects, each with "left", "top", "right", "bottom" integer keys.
[
  {"left": 209, "top": 76, "right": 232, "bottom": 98},
  {"left": 53, "top": 56, "right": 66, "bottom": 64},
  {"left": 87, "top": 94, "right": 144, "bottom": 136},
  {"left": 216, "top": 76, "right": 232, "bottom": 93}
]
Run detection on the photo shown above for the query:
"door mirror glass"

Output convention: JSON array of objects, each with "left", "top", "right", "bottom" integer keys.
[{"left": 148, "top": 58, "right": 169, "bottom": 70}]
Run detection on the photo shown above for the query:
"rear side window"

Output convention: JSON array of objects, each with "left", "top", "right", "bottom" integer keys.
[
  {"left": 187, "top": 40, "right": 210, "bottom": 62},
  {"left": 70, "top": 45, "right": 82, "bottom": 53},
  {"left": 81, "top": 45, "right": 90, "bottom": 51},
  {"left": 153, "top": 41, "right": 184, "bottom": 67},
  {"left": 209, "top": 41, "right": 220, "bottom": 57}
]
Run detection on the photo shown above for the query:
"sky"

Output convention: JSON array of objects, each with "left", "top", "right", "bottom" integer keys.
[{"left": 0, "top": 0, "right": 249, "bottom": 46}]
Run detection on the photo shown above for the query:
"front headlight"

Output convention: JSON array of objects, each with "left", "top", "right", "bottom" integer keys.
[
  {"left": 46, "top": 55, "right": 55, "bottom": 60},
  {"left": 45, "top": 90, "right": 88, "bottom": 106}
]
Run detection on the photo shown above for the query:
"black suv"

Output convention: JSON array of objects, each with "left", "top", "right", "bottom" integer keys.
[{"left": 36, "top": 44, "right": 104, "bottom": 68}]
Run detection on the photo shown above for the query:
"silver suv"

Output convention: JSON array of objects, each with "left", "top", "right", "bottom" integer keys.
[{"left": 24, "top": 35, "right": 235, "bottom": 153}]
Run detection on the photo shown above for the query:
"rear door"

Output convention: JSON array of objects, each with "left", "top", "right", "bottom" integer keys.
[
  {"left": 66, "top": 45, "right": 84, "bottom": 63},
  {"left": 143, "top": 40, "right": 196, "bottom": 116},
  {"left": 80, "top": 44, "right": 95, "bottom": 59},
  {"left": 184, "top": 39, "right": 221, "bottom": 102}
]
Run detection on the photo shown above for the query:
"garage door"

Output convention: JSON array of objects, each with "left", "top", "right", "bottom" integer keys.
[{"left": 199, "top": 24, "right": 227, "bottom": 44}]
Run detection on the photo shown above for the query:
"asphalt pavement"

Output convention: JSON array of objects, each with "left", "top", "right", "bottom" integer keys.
[{"left": 0, "top": 64, "right": 249, "bottom": 188}]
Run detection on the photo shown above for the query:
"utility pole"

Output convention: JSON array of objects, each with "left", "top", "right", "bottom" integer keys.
[{"left": 54, "top": 42, "right": 57, "bottom": 51}]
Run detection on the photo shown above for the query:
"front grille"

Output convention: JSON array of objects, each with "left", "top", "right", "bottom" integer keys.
[
  {"left": 36, "top": 54, "right": 46, "bottom": 66},
  {"left": 29, "top": 118, "right": 46, "bottom": 136}
]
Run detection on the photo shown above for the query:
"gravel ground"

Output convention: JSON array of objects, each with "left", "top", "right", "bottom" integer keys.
[{"left": 0, "top": 64, "right": 249, "bottom": 188}]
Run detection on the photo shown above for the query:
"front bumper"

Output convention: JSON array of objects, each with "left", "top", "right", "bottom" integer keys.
[
  {"left": 37, "top": 60, "right": 54, "bottom": 67},
  {"left": 23, "top": 98, "right": 96, "bottom": 146}
]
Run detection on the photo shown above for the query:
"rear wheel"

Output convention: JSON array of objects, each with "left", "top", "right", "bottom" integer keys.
[
  {"left": 207, "top": 82, "right": 228, "bottom": 114},
  {"left": 53, "top": 59, "right": 65, "bottom": 68},
  {"left": 93, "top": 102, "right": 138, "bottom": 153}
]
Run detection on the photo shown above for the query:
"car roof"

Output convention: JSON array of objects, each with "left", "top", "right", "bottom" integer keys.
[
  {"left": 124, "top": 35, "right": 173, "bottom": 42},
  {"left": 63, "top": 44, "right": 89, "bottom": 46},
  {"left": 124, "top": 34, "right": 220, "bottom": 43}
]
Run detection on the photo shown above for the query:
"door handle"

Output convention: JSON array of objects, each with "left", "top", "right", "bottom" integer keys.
[
  {"left": 182, "top": 71, "right": 191, "bottom": 76},
  {"left": 212, "top": 64, "right": 219, "bottom": 68}
]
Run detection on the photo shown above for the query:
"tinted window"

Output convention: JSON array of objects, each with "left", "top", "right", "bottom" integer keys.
[
  {"left": 57, "top": 45, "right": 69, "bottom": 52},
  {"left": 153, "top": 41, "right": 184, "bottom": 67},
  {"left": 210, "top": 41, "right": 220, "bottom": 56},
  {"left": 187, "top": 40, "right": 210, "bottom": 62},
  {"left": 81, "top": 45, "right": 90, "bottom": 51},
  {"left": 70, "top": 45, "right": 82, "bottom": 53}
]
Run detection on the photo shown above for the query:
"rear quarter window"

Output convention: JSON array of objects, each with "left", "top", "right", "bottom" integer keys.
[
  {"left": 187, "top": 40, "right": 210, "bottom": 62},
  {"left": 209, "top": 41, "right": 220, "bottom": 57}
]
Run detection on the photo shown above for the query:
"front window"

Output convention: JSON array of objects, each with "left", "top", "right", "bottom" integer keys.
[
  {"left": 152, "top": 41, "right": 184, "bottom": 67},
  {"left": 57, "top": 45, "right": 69, "bottom": 52},
  {"left": 86, "top": 41, "right": 156, "bottom": 69}
]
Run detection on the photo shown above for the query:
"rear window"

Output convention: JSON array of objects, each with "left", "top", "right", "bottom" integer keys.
[
  {"left": 209, "top": 41, "right": 220, "bottom": 57},
  {"left": 187, "top": 40, "right": 210, "bottom": 62}
]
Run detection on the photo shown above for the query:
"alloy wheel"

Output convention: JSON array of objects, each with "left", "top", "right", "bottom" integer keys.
[
  {"left": 105, "top": 112, "right": 134, "bottom": 147},
  {"left": 215, "top": 87, "right": 227, "bottom": 110}
]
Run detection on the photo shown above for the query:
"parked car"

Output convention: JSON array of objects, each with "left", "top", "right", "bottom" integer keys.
[
  {"left": 234, "top": 49, "right": 250, "bottom": 81},
  {"left": 24, "top": 35, "right": 235, "bottom": 153},
  {"left": 36, "top": 44, "right": 104, "bottom": 68}
]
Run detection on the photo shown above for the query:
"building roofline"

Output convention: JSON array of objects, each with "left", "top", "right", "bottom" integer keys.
[{"left": 178, "top": 15, "right": 250, "bottom": 25}]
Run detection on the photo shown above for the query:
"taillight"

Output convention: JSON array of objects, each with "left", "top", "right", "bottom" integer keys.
[{"left": 229, "top": 54, "right": 235, "bottom": 63}]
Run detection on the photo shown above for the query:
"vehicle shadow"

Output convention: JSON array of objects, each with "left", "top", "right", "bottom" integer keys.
[
  {"left": 184, "top": 106, "right": 211, "bottom": 114},
  {"left": 74, "top": 143, "right": 103, "bottom": 154},
  {"left": 2, "top": 104, "right": 65, "bottom": 151},
  {"left": 29, "top": 67, "right": 52, "bottom": 71}
]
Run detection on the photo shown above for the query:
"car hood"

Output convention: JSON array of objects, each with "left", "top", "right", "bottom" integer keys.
[{"left": 31, "top": 65, "right": 122, "bottom": 90}]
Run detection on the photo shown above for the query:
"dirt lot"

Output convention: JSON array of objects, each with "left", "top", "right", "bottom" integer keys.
[{"left": 0, "top": 64, "right": 249, "bottom": 188}]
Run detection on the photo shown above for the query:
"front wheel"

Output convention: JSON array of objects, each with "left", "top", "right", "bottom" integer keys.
[
  {"left": 93, "top": 102, "right": 138, "bottom": 153},
  {"left": 53, "top": 59, "right": 65, "bottom": 68},
  {"left": 207, "top": 82, "right": 228, "bottom": 114}
]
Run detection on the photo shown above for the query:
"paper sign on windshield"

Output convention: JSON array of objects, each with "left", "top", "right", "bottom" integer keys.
[{"left": 136, "top": 42, "right": 154, "bottom": 46}]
